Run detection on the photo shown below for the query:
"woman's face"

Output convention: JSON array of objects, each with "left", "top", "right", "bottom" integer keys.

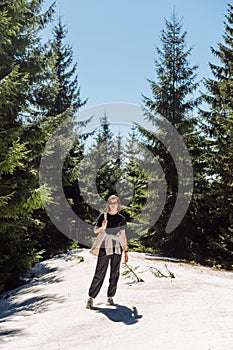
[{"left": 108, "top": 198, "right": 119, "bottom": 212}]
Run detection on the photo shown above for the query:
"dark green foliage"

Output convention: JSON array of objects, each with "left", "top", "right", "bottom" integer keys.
[
  {"left": 199, "top": 3, "right": 233, "bottom": 269},
  {"left": 48, "top": 17, "right": 87, "bottom": 116},
  {"left": 0, "top": 1, "right": 86, "bottom": 293},
  {"left": 0, "top": 0, "right": 57, "bottom": 292},
  {"left": 71, "top": 114, "right": 122, "bottom": 229},
  {"left": 34, "top": 16, "right": 87, "bottom": 258},
  {"left": 139, "top": 12, "right": 206, "bottom": 261},
  {"left": 123, "top": 128, "right": 151, "bottom": 241}
]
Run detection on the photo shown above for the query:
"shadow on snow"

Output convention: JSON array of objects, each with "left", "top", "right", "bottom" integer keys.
[{"left": 91, "top": 304, "right": 143, "bottom": 325}]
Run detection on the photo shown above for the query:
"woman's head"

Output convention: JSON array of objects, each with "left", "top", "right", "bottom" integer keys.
[{"left": 106, "top": 195, "right": 121, "bottom": 213}]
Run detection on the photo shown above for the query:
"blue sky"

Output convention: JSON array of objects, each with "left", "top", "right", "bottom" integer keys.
[{"left": 44, "top": 0, "right": 228, "bottom": 108}]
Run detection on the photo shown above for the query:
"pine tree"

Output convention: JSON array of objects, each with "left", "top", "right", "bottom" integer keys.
[
  {"left": 92, "top": 113, "right": 117, "bottom": 198},
  {"left": 71, "top": 114, "right": 127, "bottom": 244},
  {"left": 32, "top": 16, "right": 89, "bottom": 257},
  {"left": 48, "top": 17, "right": 87, "bottom": 116},
  {"left": 68, "top": 114, "right": 117, "bottom": 246},
  {"left": 0, "top": 0, "right": 56, "bottom": 292},
  {"left": 139, "top": 12, "right": 204, "bottom": 260},
  {"left": 0, "top": 2, "right": 93, "bottom": 292},
  {"left": 200, "top": 3, "right": 233, "bottom": 268},
  {"left": 122, "top": 127, "right": 150, "bottom": 247},
  {"left": 0, "top": 0, "right": 77, "bottom": 291}
]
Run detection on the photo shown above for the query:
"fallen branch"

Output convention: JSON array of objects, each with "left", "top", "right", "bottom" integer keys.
[
  {"left": 148, "top": 264, "right": 175, "bottom": 279},
  {"left": 122, "top": 263, "right": 144, "bottom": 283}
]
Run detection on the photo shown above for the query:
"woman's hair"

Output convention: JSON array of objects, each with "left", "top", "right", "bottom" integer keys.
[{"left": 106, "top": 195, "right": 121, "bottom": 213}]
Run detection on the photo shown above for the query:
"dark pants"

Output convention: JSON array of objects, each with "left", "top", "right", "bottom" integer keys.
[{"left": 89, "top": 248, "right": 122, "bottom": 298}]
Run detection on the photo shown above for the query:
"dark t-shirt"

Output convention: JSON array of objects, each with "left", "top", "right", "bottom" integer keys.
[{"left": 96, "top": 212, "right": 127, "bottom": 236}]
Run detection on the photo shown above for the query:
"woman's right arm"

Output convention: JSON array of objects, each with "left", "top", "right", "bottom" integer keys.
[
  {"left": 93, "top": 225, "right": 103, "bottom": 234},
  {"left": 93, "top": 217, "right": 107, "bottom": 234}
]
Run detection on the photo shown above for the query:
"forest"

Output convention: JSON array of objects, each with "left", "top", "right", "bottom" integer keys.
[{"left": 0, "top": 0, "right": 232, "bottom": 293}]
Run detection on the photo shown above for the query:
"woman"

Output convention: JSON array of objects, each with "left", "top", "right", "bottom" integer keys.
[{"left": 86, "top": 195, "right": 128, "bottom": 309}]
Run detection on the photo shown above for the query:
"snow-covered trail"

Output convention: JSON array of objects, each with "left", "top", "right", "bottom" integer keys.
[{"left": 0, "top": 249, "right": 232, "bottom": 350}]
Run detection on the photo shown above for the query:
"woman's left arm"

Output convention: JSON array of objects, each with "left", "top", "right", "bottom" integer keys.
[{"left": 120, "top": 229, "right": 129, "bottom": 263}]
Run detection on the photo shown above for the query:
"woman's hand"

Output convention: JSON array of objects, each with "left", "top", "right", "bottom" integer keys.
[
  {"left": 93, "top": 221, "right": 107, "bottom": 234},
  {"left": 102, "top": 220, "right": 108, "bottom": 230},
  {"left": 124, "top": 251, "right": 129, "bottom": 263}
]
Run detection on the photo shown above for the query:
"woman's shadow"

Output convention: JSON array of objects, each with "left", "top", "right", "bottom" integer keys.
[{"left": 91, "top": 304, "right": 142, "bottom": 325}]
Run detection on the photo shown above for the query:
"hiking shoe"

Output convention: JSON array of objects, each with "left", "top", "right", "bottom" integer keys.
[
  {"left": 106, "top": 297, "right": 115, "bottom": 306},
  {"left": 86, "top": 297, "right": 93, "bottom": 309}
]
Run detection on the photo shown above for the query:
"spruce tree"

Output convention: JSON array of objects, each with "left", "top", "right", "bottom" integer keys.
[
  {"left": 0, "top": 0, "right": 56, "bottom": 292},
  {"left": 200, "top": 3, "right": 233, "bottom": 268},
  {"left": 48, "top": 17, "right": 86, "bottom": 116},
  {"left": 139, "top": 12, "right": 204, "bottom": 260},
  {"left": 32, "top": 16, "right": 88, "bottom": 256},
  {"left": 69, "top": 114, "right": 117, "bottom": 246},
  {"left": 123, "top": 126, "right": 166, "bottom": 249},
  {"left": 77, "top": 113, "right": 116, "bottom": 208}
]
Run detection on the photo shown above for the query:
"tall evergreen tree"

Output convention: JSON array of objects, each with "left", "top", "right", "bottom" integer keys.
[
  {"left": 200, "top": 3, "right": 233, "bottom": 268},
  {"left": 0, "top": 0, "right": 56, "bottom": 292},
  {"left": 123, "top": 127, "right": 150, "bottom": 247},
  {"left": 77, "top": 113, "right": 116, "bottom": 207},
  {"left": 69, "top": 114, "right": 118, "bottom": 247},
  {"left": 95, "top": 114, "right": 123, "bottom": 199},
  {"left": 139, "top": 12, "right": 204, "bottom": 260},
  {"left": 48, "top": 17, "right": 86, "bottom": 116},
  {"left": 32, "top": 16, "right": 88, "bottom": 257}
]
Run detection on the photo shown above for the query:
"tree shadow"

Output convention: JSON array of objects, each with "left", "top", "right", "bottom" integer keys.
[
  {"left": 0, "top": 294, "right": 64, "bottom": 320},
  {"left": 0, "top": 264, "right": 65, "bottom": 340},
  {"left": 1, "top": 264, "right": 63, "bottom": 300},
  {"left": 92, "top": 304, "right": 143, "bottom": 325},
  {"left": 0, "top": 329, "right": 23, "bottom": 338}
]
